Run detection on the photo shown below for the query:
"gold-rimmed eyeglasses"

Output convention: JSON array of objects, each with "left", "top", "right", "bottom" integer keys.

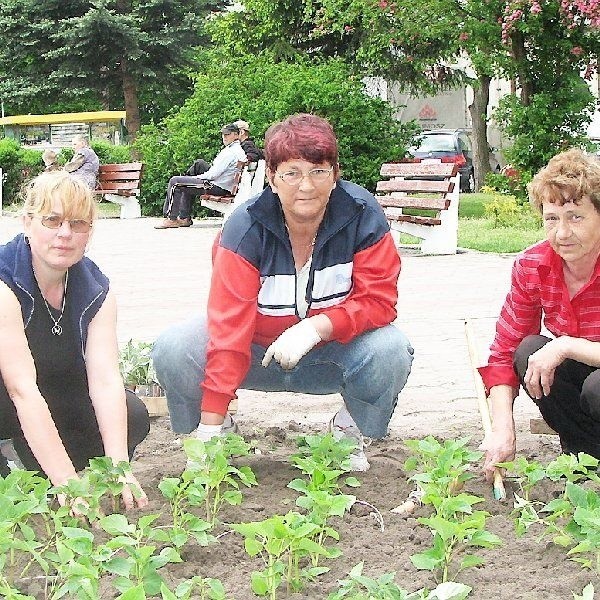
[
  {"left": 33, "top": 214, "right": 92, "bottom": 233},
  {"left": 275, "top": 166, "right": 334, "bottom": 186}
]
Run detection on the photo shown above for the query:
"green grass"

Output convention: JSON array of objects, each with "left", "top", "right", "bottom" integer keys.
[
  {"left": 458, "top": 193, "right": 488, "bottom": 218},
  {"left": 398, "top": 192, "right": 544, "bottom": 253},
  {"left": 458, "top": 217, "right": 544, "bottom": 253}
]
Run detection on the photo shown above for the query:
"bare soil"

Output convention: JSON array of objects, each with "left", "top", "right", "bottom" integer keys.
[{"left": 130, "top": 415, "right": 599, "bottom": 600}]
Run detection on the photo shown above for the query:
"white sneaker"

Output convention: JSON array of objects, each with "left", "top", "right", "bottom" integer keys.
[
  {"left": 194, "top": 413, "right": 238, "bottom": 442},
  {"left": 328, "top": 417, "right": 371, "bottom": 472},
  {"left": 222, "top": 413, "right": 239, "bottom": 435}
]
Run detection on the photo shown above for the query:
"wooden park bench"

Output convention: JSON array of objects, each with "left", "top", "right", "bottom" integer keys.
[
  {"left": 375, "top": 162, "right": 460, "bottom": 255},
  {"left": 199, "top": 159, "right": 266, "bottom": 223},
  {"left": 95, "top": 162, "right": 144, "bottom": 219}
]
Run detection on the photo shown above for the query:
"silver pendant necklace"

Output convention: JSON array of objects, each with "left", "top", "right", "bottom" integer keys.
[{"left": 42, "top": 270, "right": 68, "bottom": 336}]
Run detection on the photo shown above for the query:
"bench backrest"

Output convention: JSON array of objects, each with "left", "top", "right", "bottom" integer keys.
[
  {"left": 97, "top": 162, "right": 144, "bottom": 193},
  {"left": 228, "top": 161, "right": 248, "bottom": 197},
  {"left": 376, "top": 162, "right": 459, "bottom": 214}
]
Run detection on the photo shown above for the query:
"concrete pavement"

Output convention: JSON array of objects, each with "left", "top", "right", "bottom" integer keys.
[{"left": 0, "top": 214, "right": 546, "bottom": 447}]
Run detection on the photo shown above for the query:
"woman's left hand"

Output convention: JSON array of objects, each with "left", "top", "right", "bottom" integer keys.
[
  {"left": 120, "top": 472, "right": 149, "bottom": 510},
  {"left": 524, "top": 337, "right": 570, "bottom": 399}
]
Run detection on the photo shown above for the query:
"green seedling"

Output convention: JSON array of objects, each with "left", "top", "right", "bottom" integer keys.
[
  {"left": 327, "top": 562, "right": 472, "bottom": 599},
  {"left": 290, "top": 433, "right": 361, "bottom": 493},
  {"left": 294, "top": 489, "right": 354, "bottom": 566},
  {"left": 232, "top": 511, "right": 329, "bottom": 598},
  {"left": 183, "top": 434, "right": 257, "bottom": 527},
  {"left": 96, "top": 513, "right": 182, "bottom": 596},
  {"left": 87, "top": 457, "right": 144, "bottom": 514},
  {"left": 548, "top": 482, "right": 600, "bottom": 574},
  {"left": 41, "top": 525, "right": 100, "bottom": 599},
  {"left": 499, "top": 456, "right": 546, "bottom": 502},
  {"left": 158, "top": 475, "right": 215, "bottom": 547},
  {"left": 404, "top": 437, "right": 481, "bottom": 506},
  {"left": 411, "top": 495, "right": 501, "bottom": 583},
  {"left": 545, "top": 453, "right": 600, "bottom": 484},
  {"left": 160, "top": 576, "right": 227, "bottom": 599},
  {"left": 497, "top": 456, "right": 547, "bottom": 536}
]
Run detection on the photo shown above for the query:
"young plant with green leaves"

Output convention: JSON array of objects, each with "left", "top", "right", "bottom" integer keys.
[
  {"left": 96, "top": 513, "right": 182, "bottom": 597},
  {"left": 232, "top": 511, "right": 330, "bottom": 599},
  {"left": 87, "top": 457, "right": 144, "bottom": 514},
  {"left": 404, "top": 437, "right": 481, "bottom": 506},
  {"left": 411, "top": 496, "right": 501, "bottom": 583},
  {"left": 327, "top": 562, "right": 472, "bottom": 600},
  {"left": 405, "top": 437, "right": 501, "bottom": 583},
  {"left": 290, "top": 433, "right": 361, "bottom": 494},
  {"left": 157, "top": 473, "right": 215, "bottom": 548},
  {"left": 119, "top": 339, "right": 157, "bottom": 389},
  {"left": 183, "top": 434, "right": 257, "bottom": 527}
]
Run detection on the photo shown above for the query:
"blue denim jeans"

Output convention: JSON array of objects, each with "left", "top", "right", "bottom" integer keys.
[{"left": 152, "top": 316, "right": 414, "bottom": 439}]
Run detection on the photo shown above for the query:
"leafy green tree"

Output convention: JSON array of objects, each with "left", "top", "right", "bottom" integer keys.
[
  {"left": 211, "top": 0, "right": 599, "bottom": 186},
  {"left": 0, "top": 0, "right": 227, "bottom": 136},
  {"left": 134, "top": 52, "right": 419, "bottom": 215},
  {"left": 210, "top": 0, "right": 506, "bottom": 189},
  {"left": 493, "top": 0, "right": 599, "bottom": 176}
]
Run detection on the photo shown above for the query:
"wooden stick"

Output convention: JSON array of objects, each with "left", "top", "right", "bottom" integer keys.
[{"left": 464, "top": 319, "right": 506, "bottom": 500}]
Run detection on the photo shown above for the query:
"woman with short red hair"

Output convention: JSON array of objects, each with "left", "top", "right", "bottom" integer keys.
[{"left": 153, "top": 114, "right": 414, "bottom": 471}]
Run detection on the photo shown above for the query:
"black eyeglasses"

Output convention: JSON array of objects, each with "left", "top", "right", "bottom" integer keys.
[{"left": 34, "top": 214, "right": 92, "bottom": 233}]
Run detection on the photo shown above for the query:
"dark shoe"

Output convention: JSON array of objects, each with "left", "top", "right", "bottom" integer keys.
[
  {"left": 176, "top": 217, "right": 193, "bottom": 227},
  {"left": 154, "top": 218, "right": 180, "bottom": 229}
]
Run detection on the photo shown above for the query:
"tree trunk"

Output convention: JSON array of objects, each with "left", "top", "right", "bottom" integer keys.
[
  {"left": 468, "top": 74, "right": 491, "bottom": 192},
  {"left": 116, "top": 0, "right": 140, "bottom": 140},
  {"left": 511, "top": 30, "right": 532, "bottom": 106},
  {"left": 120, "top": 55, "right": 140, "bottom": 140}
]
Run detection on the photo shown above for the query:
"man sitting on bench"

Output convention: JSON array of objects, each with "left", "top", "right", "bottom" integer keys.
[{"left": 155, "top": 123, "right": 246, "bottom": 229}]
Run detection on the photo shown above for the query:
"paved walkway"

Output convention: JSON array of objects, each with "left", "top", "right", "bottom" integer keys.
[{"left": 0, "top": 215, "right": 544, "bottom": 446}]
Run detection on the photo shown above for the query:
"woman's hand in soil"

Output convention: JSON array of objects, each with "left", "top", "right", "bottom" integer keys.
[
  {"left": 480, "top": 427, "right": 515, "bottom": 482},
  {"left": 120, "top": 473, "right": 148, "bottom": 510}
]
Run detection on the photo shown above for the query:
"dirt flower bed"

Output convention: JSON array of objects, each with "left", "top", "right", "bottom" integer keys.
[
  {"left": 130, "top": 418, "right": 599, "bottom": 599},
  {"left": 4, "top": 417, "right": 600, "bottom": 599}
]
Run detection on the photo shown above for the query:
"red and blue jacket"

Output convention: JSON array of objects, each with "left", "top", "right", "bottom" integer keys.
[{"left": 201, "top": 180, "right": 401, "bottom": 415}]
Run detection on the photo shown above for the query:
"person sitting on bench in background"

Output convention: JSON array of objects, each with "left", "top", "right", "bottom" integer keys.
[
  {"left": 234, "top": 120, "right": 264, "bottom": 164},
  {"left": 63, "top": 136, "right": 99, "bottom": 190},
  {"left": 155, "top": 123, "right": 247, "bottom": 230}
]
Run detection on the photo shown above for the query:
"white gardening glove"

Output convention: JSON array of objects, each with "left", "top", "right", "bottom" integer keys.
[{"left": 262, "top": 319, "right": 322, "bottom": 370}]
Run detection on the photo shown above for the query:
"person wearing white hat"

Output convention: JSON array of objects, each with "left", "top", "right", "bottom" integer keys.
[{"left": 233, "top": 120, "right": 264, "bottom": 164}]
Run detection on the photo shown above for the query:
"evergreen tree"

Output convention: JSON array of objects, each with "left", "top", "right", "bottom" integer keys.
[{"left": 0, "top": 0, "right": 228, "bottom": 136}]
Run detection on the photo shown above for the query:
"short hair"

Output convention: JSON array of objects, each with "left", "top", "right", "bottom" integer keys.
[
  {"left": 264, "top": 114, "right": 339, "bottom": 175},
  {"left": 42, "top": 149, "right": 57, "bottom": 165},
  {"left": 72, "top": 135, "right": 90, "bottom": 147},
  {"left": 22, "top": 171, "right": 97, "bottom": 223},
  {"left": 528, "top": 148, "right": 600, "bottom": 214}
]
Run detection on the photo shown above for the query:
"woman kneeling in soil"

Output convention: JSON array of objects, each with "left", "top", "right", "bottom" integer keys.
[
  {"left": 480, "top": 148, "right": 600, "bottom": 480},
  {"left": 0, "top": 171, "right": 149, "bottom": 510},
  {"left": 152, "top": 113, "right": 414, "bottom": 471}
]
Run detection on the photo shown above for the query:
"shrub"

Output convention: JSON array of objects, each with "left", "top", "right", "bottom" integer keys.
[
  {"left": 0, "top": 139, "right": 45, "bottom": 205},
  {"left": 483, "top": 192, "right": 541, "bottom": 230},
  {"left": 135, "top": 51, "right": 420, "bottom": 216}
]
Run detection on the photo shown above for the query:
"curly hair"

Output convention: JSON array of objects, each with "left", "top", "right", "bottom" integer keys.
[{"left": 528, "top": 148, "right": 600, "bottom": 214}]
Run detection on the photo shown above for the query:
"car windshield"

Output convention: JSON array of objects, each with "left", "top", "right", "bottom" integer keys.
[{"left": 415, "top": 134, "right": 455, "bottom": 153}]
